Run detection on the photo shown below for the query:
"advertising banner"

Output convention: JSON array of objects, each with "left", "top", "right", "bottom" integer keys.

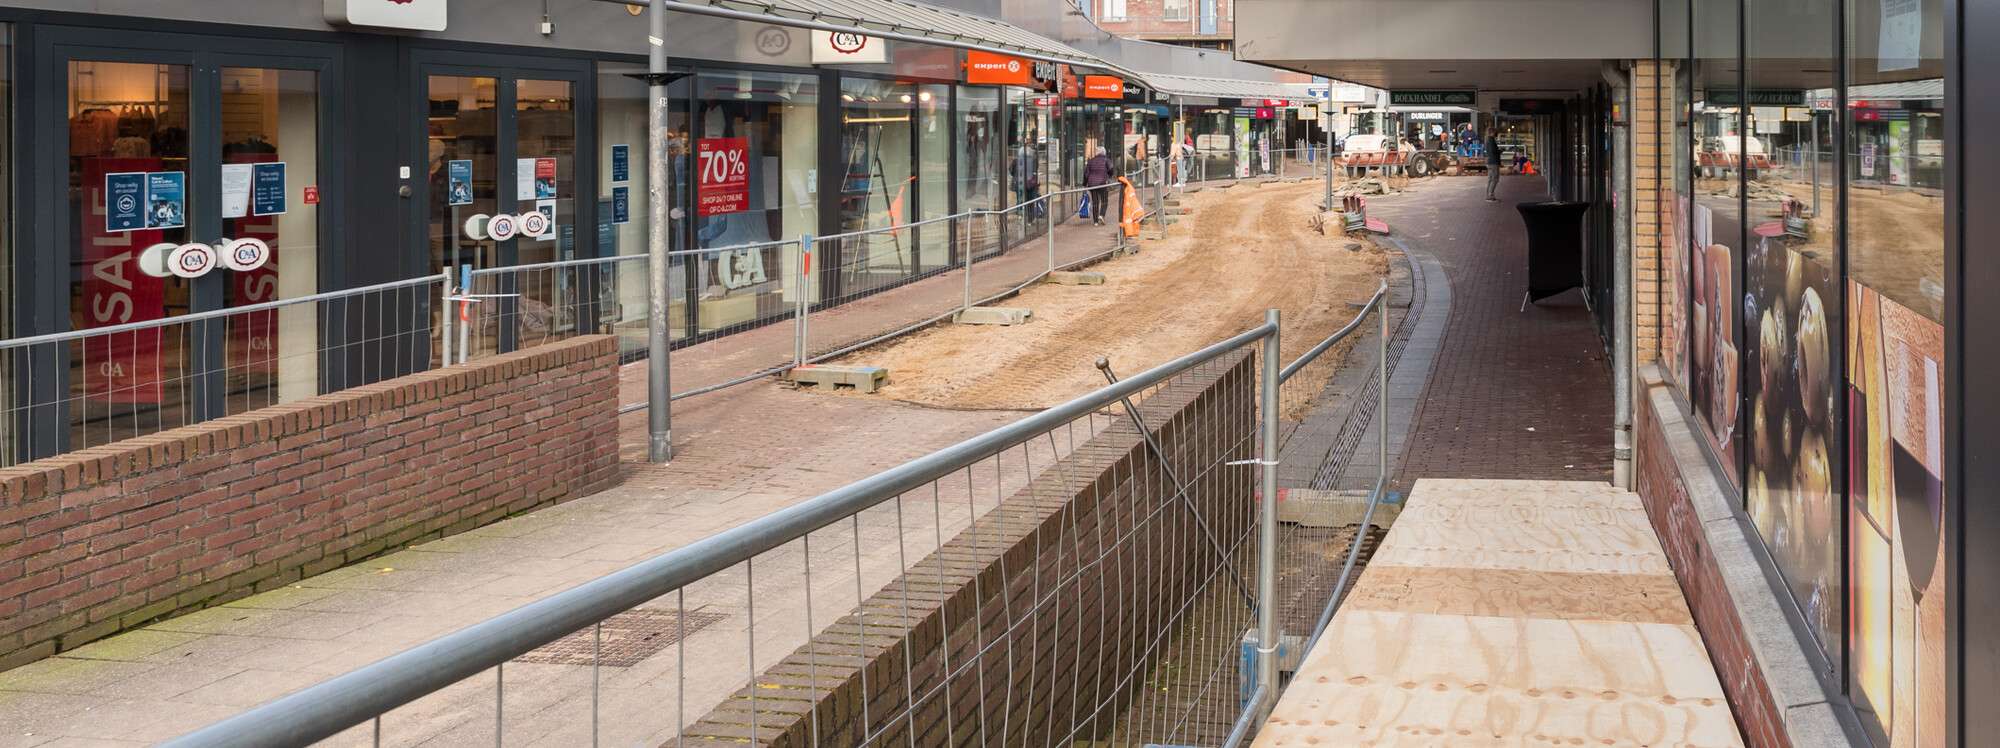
[
  {"left": 228, "top": 153, "right": 282, "bottom": 374},
  {"left": 965, "top": 51, "right": 1032, "bottom": 85},
  {"left": 1083, "top": 76, "right": 1124, "bottom": 99},
  {"left": 83, "top": 158, "right": 168, "bottom": 402},
  {"left": 697, "top": 137, "right": 750, "bottom": 216}
]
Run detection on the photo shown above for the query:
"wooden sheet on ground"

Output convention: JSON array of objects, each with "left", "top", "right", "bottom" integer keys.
[
  {"left": 1259, "top": 610, "right": 1744, "bottom": 748},
  {"left": 1342, "top": 566, "right": 1694, "bottom": 625}
]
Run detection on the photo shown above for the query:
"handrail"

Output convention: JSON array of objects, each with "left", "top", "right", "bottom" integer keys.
[
  {"left": 1279, "top": 278, "right": 1388, "bottom": 383},
  {"left": 156, "top": 319, "right": 1275, "bottom": 748},
  {"left": 0, "top": 274, "right": 449, "bottom": 351}
]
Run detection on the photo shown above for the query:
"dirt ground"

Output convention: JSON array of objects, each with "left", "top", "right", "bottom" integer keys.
[{"left": 827, "top": 180, "right": 1392, "bottom": 412}]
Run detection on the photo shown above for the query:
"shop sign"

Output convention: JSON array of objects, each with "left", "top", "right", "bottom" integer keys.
[
  {"left": 1260, "top": 99, "right": 1289, "bottom": 107},
  {"left": 1083, "top": 76, "right": 1123, "bottom": 99},
  {"left": 325, "top": 0, "right": 446, "bottom": 31},
  {"left": 1853, "top": 109, "right": 1883, "bottom": 121},
  {"left": 1391, "top": 89, "right": 1474, "bottom": 106},
  {"left": 965, "top": 51, "right": 1033, "bottom": 85},
  {"left": 1708, "top": 89, "right": 1803, "bottom": 107},
  {"left": 1032, "top": 61, "right": 1059, "bottom": 83},
  {"left": 1328, "top": 84, "right": 1367, "bottom": 103},
  {"left": 1407, "top": 111, "right": 1447, "bottom": 121},
  {"left": 697, "top": 137, "right": 750, "bottom": 216},
  {"left": 812, "top": 30, "right": 887, "bottom": 64},
  {"left": 1032, "top": 97, "right": 1058, "bottom": 106},
  {"left": 1297, "top": 106, "right": 1318, "bottom": 119}
]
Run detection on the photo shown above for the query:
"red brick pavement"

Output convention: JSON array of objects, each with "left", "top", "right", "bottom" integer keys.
[{"left": 1370, "top": 175, "right": 1615, "bottom": 487}]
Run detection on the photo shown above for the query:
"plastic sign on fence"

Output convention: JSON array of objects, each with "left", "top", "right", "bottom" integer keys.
[{"left": 697, "top": 137, "right": 750, "bottom": 216}]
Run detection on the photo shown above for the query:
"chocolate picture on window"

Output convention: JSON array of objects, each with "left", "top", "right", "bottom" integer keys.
[
  {"left": 1742, "top": 233, "right": 1841, "bottom": 663},
  {"left": 1847, "top": 282, "right": 1945, "bottom": 748}
]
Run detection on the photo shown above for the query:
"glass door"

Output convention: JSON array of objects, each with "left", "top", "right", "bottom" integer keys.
[
  {"left": 47, "top": 39, "right": 329, "bottom": 457},
  {"left": 418, "top": 58, "right": 586, "bottom": 357}
]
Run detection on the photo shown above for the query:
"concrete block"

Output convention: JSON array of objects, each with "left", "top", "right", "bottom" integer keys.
[
  {"left": 788, "top": 365, "right": 889, "bottom": 393},
  {"left": 1166, "top": 207, "right": 1191, "bottom": 216},
  {"left": 1046, "top": 271, "right": 1106, "bottom": 286},
  {"left": 1270, "top": 488, "right": 1402, "bottom": 528},
  {"left": 1113, "top": 245, "right": 1142, "bottom": 258},
  {"left": 953, "top": 307, "right": 1033, "bottom": 326}
]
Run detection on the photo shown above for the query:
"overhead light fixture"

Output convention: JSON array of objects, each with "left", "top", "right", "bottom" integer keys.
[
  {"left": 841, "top": 93, "right": 855, "bottom": 101},
  {"left": 918, "top": 91, "right": 933, "bottom": 102},
  {"left": 901, "top": 94, "right": 913, "bottom": 103}
]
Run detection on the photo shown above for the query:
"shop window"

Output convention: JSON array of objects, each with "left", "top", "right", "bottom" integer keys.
[
  {"left": 691, "top": 70, "right": 817, "bottom": 335},
  {"left": 218, "top": 67, "right": 321, "bottom": 415},
  {"left": 838, "top": 77, "right": 917, "bottom": 295},
  {"left": 65, "top": 61, "right": 192, "bottom": 452},
  {"left": 1684, "top": 0, "right": 1742, "bottom": 488},
  {"left": 916, "top": 84, "right": 953, "bottom": 271},
  {"left": 957, "top": 86, "right": 1001, "bottom": 259},
  {"left": 1744, "top": 0, "right": 1843, "bottom": 674},
  {"left": 1844, "top": 0, "right": 1947, "bottom": 743},
  {"left": 597, "top": 63, "right": 690, "bottom": 351}
]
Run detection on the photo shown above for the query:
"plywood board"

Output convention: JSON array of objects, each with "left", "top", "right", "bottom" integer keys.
[
  {"left": 1257, "top": 610, "right": 1743, "bottom": 748},
  {"left": 1408, "top": 478, "right": 1648, "bottom": 513},
  {"left": 1342, "top": 566, "right": 1695, "bottom": 625},
  {"left": 1369, "top": 504, "right": 1673, "bottom": 575}
]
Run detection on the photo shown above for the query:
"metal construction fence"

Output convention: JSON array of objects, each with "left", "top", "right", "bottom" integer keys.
[
  {"left": 158, "top": 278, "right": 1393, "bottom": 748},
  {"left": 0, "top": 275, "right": 449, "bottom": 466},
  {"left": 466, "top": 165, "right": 1175, "bottom": 412}
]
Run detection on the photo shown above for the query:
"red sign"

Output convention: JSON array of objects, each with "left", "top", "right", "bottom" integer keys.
[
  {"left": 1853, "top": 109, "right": 1882, "bottom": 121},
  {"left": 1262, "top": 99, "right": 1290, "bottom": 107},
  {"left": 1032, "top": 97, "right": 1057, "bottom": 106},
  {"left": 965, "top": 51, "right": 1032, "bottom": 85},
  {"left": 228, "top": 154, "right": 282, "bottom": 374},
  {"left": 1083, "top": 76, "right": 1124, "bottom": 99},
  {"left": 303, "top": 186, "right": 320, "bottom": 204},
  {"left": 1060, "top": 65, "right": 1078, "bottom": 99},
  {"left": 81, "top": 158, "right": 169, "bottom": 403},
  {"left": 1254, "top": 107, "right": 1275, "bottom": 119},
  {"left": 697, "top": 137, "right": 750, "bottom": 216}
]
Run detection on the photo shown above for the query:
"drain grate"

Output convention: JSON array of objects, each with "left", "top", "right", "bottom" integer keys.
[{"left": 513, "top": 609, "right": 728, "bottom": 667}]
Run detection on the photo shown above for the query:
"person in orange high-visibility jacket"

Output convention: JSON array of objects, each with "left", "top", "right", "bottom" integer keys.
[{"left": 1116, "top": 175, "right": 1145, "bottom": 237}]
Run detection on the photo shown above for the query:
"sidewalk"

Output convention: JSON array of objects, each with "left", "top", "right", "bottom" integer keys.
[
  {"left": 1362, "top": 175, "right": 1615, "bottom": 488},
  {"left": 0, "top": 382, "right": 1053, "bottom": 748}
]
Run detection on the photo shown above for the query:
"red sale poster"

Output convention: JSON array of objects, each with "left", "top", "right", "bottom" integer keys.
[
  {"left": 80, "top": 157, "right": 167, "bottom": 403},
  {"left": 697, "top": 137, "right": 750, "bottom": 216},
  {"left": 226, "top": 154, "right": 281, "bottom": 373},
  {"left": 228, "top": 153, "right": 282, "bottom": 374}
]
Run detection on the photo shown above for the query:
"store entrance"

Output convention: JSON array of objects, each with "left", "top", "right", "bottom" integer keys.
[
  {"left": 33, "top": 28, "right": 335, "bottom": 461},
  {"left": 414, "top": 54, "right": 588, "bottom": 357}
]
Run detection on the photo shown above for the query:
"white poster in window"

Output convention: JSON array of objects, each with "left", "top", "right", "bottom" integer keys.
[
  {"left": 517, "top": 157, "right": 538, "bottom": 201},
  {"left": 1878, "top": 0, "right": 1921, "bottom": 72},
  {"left": 221, "top": 163, "right": 253, "bottom": 219}
]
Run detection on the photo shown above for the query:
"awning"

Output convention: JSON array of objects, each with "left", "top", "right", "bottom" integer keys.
[
  {"left": 668, "top": 0, "right": 1106, "bottom": 66},
  {"left": 1137, "top": 73, "right": 1301, "bottom": 101}
]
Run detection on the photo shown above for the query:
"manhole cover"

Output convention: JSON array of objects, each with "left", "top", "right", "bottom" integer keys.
[{"left": 514, "top": 608, "right": 728, "bottom": 667}]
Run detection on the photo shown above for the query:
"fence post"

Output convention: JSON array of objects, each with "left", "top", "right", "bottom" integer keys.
[
  {"left": 439, "top": 273, "right": 453, "bottom": 368},
  {"left": 1256, "top": 308, "right": 1281, "bottom": 723},
  {"left": 962, "top": 216, "right": 973, "bottom": 312},
  {"left": 1379, "top": 280, "right": 1389, "bottom": 485},
  {"left": 795, "top": 235, "right": 812, "bottom": 368},
  {"left": 459, "top": 264, "right": 472, "bottom": 365},
  {"left": 1047, "top": 197, "right": 1057, "bottom": 275}
]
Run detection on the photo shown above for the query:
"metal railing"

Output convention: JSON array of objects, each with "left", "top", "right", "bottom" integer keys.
[
  {"left": 467, "top": 162, "right": 1173, "bottom": 412},
  {"left": 158, "top": 275, "right": 1396, "bottom": 748},
  {"left": 0, "top": 274, "right": 449, "bottom": 465}
]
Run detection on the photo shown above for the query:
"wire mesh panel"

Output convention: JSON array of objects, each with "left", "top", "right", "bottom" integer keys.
[{"left": 0, "top": 276, "right": 444, "bottom": 467}]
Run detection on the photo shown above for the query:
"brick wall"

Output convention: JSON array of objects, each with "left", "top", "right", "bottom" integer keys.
[
  {"left": 676, "top": 352, "right": 1257, "bottom": 748},
  {"left": 0, "top": 335, "right": 622, "bottom": 670},
  {"left": 1632, "top": 59, "right": 1670, "bottom": 367},
  {"left": 1096, "top": 0, "right": 1232, "bottom": 40},
  {"left": 1634, "top": 384, "right": 1790, "bottom": 748}
]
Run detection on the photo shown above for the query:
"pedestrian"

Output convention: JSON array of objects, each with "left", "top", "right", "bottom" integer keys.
[
  {"left": 1483, "top": 127, "right": 1502, "bottom": 202},
  {"left": 1177, "top": 135, "right": 1195, "bottom": 187},
  {"left": 1084, "top": 145, "right": 1114, "bottom": 226}
]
